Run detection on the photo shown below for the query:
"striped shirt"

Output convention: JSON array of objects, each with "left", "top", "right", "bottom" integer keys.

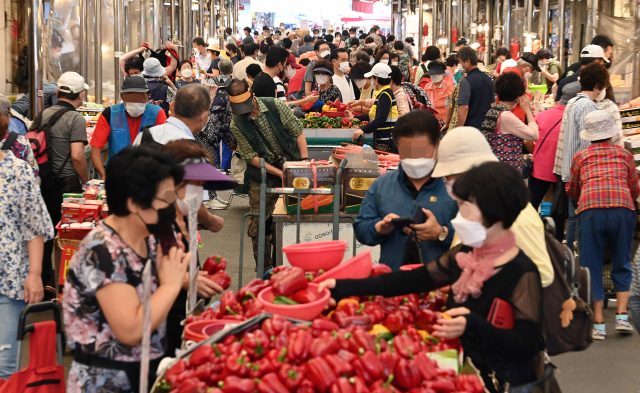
[
  {"left": 273, "top": 77, "right": 287, "bottom": 101},
  {"left": 559, "top": 93, "right": 598, "bottom": 182},
  {"left": 566, "top": 143, "right": 640, "bottom": 214}
]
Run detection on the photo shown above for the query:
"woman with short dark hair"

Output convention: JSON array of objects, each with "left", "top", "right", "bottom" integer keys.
[
  {"left": 64, "top": 147, "right": 189, "bottom": 391},
  {"left": 319, "top": 161, "right": 542, "bottom": 393},
  {"left": 481, "top": 71, "right": 539, "bottom": 171}
]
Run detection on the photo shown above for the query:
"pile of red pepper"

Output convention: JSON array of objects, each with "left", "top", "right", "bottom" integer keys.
[
  {"left": 202, "top": 255, "right": 231, "bottom": 290},
  {"left": 161, "top": 313, "right": 484, "bottom": 393}
]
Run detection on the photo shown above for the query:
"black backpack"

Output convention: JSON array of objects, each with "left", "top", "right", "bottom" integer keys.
[
  {"left": 137, "top": 125, "right": 164, "bottom": 151},
  {"left": 27, "top": 107, "right": 73, "bottom": 189}
]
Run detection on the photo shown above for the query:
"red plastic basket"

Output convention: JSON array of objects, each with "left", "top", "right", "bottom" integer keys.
[{"left": 55, "top": 222, "right": 93, "bottom": 241}]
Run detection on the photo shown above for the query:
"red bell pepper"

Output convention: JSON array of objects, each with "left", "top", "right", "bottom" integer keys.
[
  {"left": 333, "top": 312, "right": 373, "bottom": 330},
  {"left": 266, "top": 348, "right": 288, "bottom": 367},
  {"left": 352, "top": 358, "right": 375, "bottom": 385},
  {"left": 362, "top": 302, "right": 385, "bottom": 324},
  {"left": 360, "top": 351, "right": 383, "bottom": 381},
  {"left": 220, "top": 291, "right": 242, "bottom": 317},
  {"left": 287, "top": 328, "right": 312, "bottom": 362},
  {"left": 336, "top": 302, "right": 360, "bottom": 316},
  {"left": 325, "top": 353, "right": 354, "bottom": 377},
  {"left": 291, "top": 289, "right": 316, "bottom": 304},
  {"left": 454, "top": 374, "right": 485, "bottom": 393},
  {"left": 394, "top": 333, "right": 419, "bottom": 359},
  {"left": 336, "top": 348, "right": 357, "bottom": 363},
  {"left": 415, "top": 309, "right": 437, "bottom": 332},
  {"left": 310, "top": 332, "right": 340, "bottom": 357},
  {"left": 414, "top": 352, "right": 437, "bottom": 381},
  {"left": 257, "top": 372, "right": 291, "bottom": 393},
  {"left": 270, "top": 267, "right": 308, "bottom": 297},
  {"left": 370, "top": 264, "right": 392, "bottom": 277},
  {"left": 348, "top": 376, "right": 370, "bottom": 393},
  {"left": 249, "top": 358, "right": 277, "bottom": 379},
  {"left": 307, "top": 357, "right": 337, "bottom": 392},
  {"left": 203, "top": 255, "right": 227, "bottom": 274},
  {"left": 165, "top": 359, "right": 187, "bottom": 383},
  {"left": 237, "top": 278, "right": 270, "bottom": 302},
  {"left": 369, "top": 375, "right": 396, "bottom": 393},
  {"left": 312, "top": 318, "right": 340, "bottom": 333},
  {"left": 262, "top": 316, "right": 284, "bottom": 337},
  {"left": 189, "top": 344, "right": 213, "bottom": 368},
  {"left": 378, "top": 352, "right": 400, "bottom": 379},
  {"left": 220, "top": 376, "right": 256, "bottom": 393},
  {"left": 279, "top": 364, "right": 304, "bottom": 390},
  {"left": 395, "top": 358, "right": 421, "bottom": 390},
  {"left": 207, "top": 271, "right": 231, "bottom": 290},
  {"left": 423, "top": 379, "right": 456, "bottom": 392},
  {"left": 296, "top": 382, "right": 315, "bottom": 393},
  {"left": 208, "top": 389, "right": 225, "bottom": 393},
  {"left": 225, "top": 352, "right": 249, "bottom": 377},
  {"left": 244, "top": 298, "right": 264, "bottom": 318},
  {"left": 375, "top": 297, "right": 400, "bottom": 314},
  {"left": 194, "top": 362, "right": 215, "bottom": 383},
  {"left": 243, "top": 329, "right": 270, "bottom": 359},
  {"left": 353, "top": 328, "right": 376, "bottom": 352},
  {"left": 384, "top": 312, "right": 405, "bottom": 334},
  {"left": 331, "top": 377, "right": 355, "bottom": 393},
  {"left": 176, "top": 378, "right": 203, "bottom": 393}
]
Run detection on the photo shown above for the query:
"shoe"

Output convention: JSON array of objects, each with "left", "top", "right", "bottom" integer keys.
[
  {"left": 214, "top": 195, "right": 230, "bottom": 206},
  {"left": 592, "top": 326, "right": 606, "bottom": 340},
  {"left": 616, "top": 316, "right": 634, "bottom": 333},
  {"left": 204, "top": 200, "right": 228, "bottom": 210}
]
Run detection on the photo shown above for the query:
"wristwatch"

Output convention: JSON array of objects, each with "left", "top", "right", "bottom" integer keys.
[{"left": 438, "top": 226, "right": 448, "bottom": 241}]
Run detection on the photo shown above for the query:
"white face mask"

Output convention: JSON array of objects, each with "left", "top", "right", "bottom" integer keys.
[
  {"left": 285, "top": 66, "right": 297, "bottom": 79},
  {"left": 450, "top": 210, "right": 494, "bottom": 248},
  {"left": 274, "top": 40, "right": 280, "bottom": 45},
  {"left": 181, "top": 69, "right": 193, "bottom": 78},
  {"left": 524, "top": 72, "right": 533, "bottom": 80},
  {"left": 355, "top": 79, "right": 367, "bottom": 88},
  {"left": 369, "top": 43, "right": 377, "bottom": 49},
  {"left": 401, "top": 156, "right": 436, "bottom": 179},
  {"left": 315, "top": 74, "right": 329, "bottom": 85},
  {"left": 380, "top": 59, "right": 389, "bottom": 64},
  {"left": 596, "top": 88, "right": 607, "bottom": 102},
  {"left": 391, "top": 61, "right": 399, "bottom": 66},
  {"left": 177, "top": 184, "right": 205, "bottom": 215},
  {"left": 431, "top": 74, "right": 444, "bottom": 83},
  {"left": 338, "top": 62, "right": 350, "bottom": 73},
  {"left": 200, "top": 112, "right": 209, "bottom": 133},
  {"left": 335, "top": 37, "right": 341, "bottom": 42},
  {"left": 320, "top": 50, "right": 331, "bottom": 58},
  {"left": 125, "top": 102, "right": 146, "bottom": 118},
  {"left": 350, "top": 34, "right": 356, "bottom": 38},
  {"left": 369, "top": 58, "right": 375, "bottom": 65}
]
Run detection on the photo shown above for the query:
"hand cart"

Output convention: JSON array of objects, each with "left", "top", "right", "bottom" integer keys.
[{"left": 238, "top": 158, "right": 356, "bottom": 289}]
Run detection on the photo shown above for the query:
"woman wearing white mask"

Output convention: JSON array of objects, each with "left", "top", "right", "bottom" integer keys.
[
  {"left": 346, "top": 110, "right": 457, "bottom": 269},
  {"left": 422, "top": 61, "right": 454, "bottom": 123},
  {"left": 312, "top": 59, "right": 343, "bottom": 103},
  {"left": 176, "top": 60, "right": 199, "bottom": 88},
  {"left": 374, "top": 49, "right": 391, "bottom": 66},
  {"left": 319, "top": 161, "right": 543, "bottom": 393},
  {"left": 160, "top": 140, "right": 237, "bottom": 356},
  {"left": 480, "top": 71, "right": 539, "bottom": 172}
]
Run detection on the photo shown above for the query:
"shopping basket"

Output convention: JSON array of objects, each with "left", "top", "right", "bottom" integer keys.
[{"left": 0, "top": 302, "right": 65, "bottom": 393}]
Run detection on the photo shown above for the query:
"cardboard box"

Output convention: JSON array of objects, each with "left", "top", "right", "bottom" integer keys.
[
  {"left": 62, "top": 193, "right": 84, "bottom": 199},
  {"left": 83, "top": 185, "right": 99, "bottom": 200},
  {"left": 61, "top": 203, "right": 100, "bottom": 224},
  {"left": 340, "top": 152, "right": 393, "bottom": 214},
  {"left": 283, "top": 162, "right": 336, "bottom": 214}
]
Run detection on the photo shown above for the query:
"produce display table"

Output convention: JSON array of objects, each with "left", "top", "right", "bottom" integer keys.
[{"left": 303, "top": 128, "right": 374, "bottom": 146}]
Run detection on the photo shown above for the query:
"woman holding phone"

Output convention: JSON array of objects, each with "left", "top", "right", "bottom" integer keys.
[
  {"left": 319, "top": 162, "right": 543, "bottom": 393},
  {"left": 63, "top": 147, "right": 189, "bottom": 392}
]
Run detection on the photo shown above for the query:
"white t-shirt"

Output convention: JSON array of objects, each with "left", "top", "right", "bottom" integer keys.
[
  {"left": 194, "top": 52, "right": 212, "bottom": 77},
  {"left": 332, "top": 73, "right": 355, "bottom": 104}
]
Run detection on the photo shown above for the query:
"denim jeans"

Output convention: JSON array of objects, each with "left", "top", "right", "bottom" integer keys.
[
  {"left": 566, "top": 198, "right": 578, "bottom": 252},
  {"left": 0, "top": 294, "right": 27, "bottom": 379},
  {"left": 578, "top": 208, "right": 635, "bottom": 301}
]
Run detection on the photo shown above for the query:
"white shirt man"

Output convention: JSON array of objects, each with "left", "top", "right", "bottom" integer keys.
[
  {"left": 233, "top": 46, "right": 264, "bottom": 80},
  {"left": 332, "top": 49, "right": 356, "bottom": 104}
]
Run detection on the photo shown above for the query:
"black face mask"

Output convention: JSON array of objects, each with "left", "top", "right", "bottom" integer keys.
[
  {"left": 138, "top": 203, "right": 176, "bottom": 236},
  {"left": 226, "top": 52, "right": 232, "bottom": 58}
]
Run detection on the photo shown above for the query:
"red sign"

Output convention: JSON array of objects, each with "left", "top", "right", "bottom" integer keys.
[
  {"left": 58, "top": 244, "right": 78, "bottom": 299},
  {"left": 239, "top": 4, "right": 244, "bottom": 10},
  {"left": 11, "top": 20, "right": 17, "bottom": 39}
]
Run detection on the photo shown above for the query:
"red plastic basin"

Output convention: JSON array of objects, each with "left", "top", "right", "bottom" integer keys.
[
  {"left": 312, "top": 249, "right": 373, "bottom": 283},
  {"left": 258, "top": 283, "right": 330, "bottom": 321},
  {"left": 399, "top": 264, "right": 424, "bottom": 271},
  {"left": 282, "top": 240, "right": 348, "bottom": 271},
  {"left": 184, "top": 319, "right": 238, "bottom": 342},
  {"left": 202, "top": 320, "right": 239, "bottom": 336}
]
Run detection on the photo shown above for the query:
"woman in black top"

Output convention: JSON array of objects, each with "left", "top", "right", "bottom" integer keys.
[{"left": 319, "top": 162, "right": 542, "bottom": 393}]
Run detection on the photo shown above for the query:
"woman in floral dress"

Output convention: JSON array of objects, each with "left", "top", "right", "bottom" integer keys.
[{"left": 63, "top": 147, "right": 189, "bottom": 392}]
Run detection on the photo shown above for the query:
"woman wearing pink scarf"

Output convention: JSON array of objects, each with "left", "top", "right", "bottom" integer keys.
[{"left": 319, "top": 162, "right": 543, "bottom": 393}]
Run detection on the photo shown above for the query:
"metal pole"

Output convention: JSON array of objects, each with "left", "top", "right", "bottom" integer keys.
[
  {"left": 558, "top": 0, "right": 565, "bottom": 68},
  {"left": 28, "top": 0, "right": 43, "bottom": 117},
  {"left": 114, "top": 0, "right": 122, "bottom": 104},
  {"left": 432, "top": 0, "right": 438, "bottom": 46},
  {"left": 210, "top": 0, "right": 215, "bottom": 39},
  {"left": 181, "top": 0, "right": 188, "bottom": 59},
  {"left": 503, "top": 0, "right": 510, "bottom": 51},
  {"left": 459, "top": 0, "right": 465, "bottom": 42},
  {"left": 95, "top": 0, "right": 102, "bottom": 104},
  {"left": 486, "top": 0, "right": 494, "bottom": 64},
  {"left": 541, "top": 0, "right": 549, "bottom": 48},
  {"left": 586, "top": 0, "right": 597, "bottom": 44},
  {"left": 199, "top": 0, "right": 204, "bottom": 37},
  {"left": 171, "top": 0, "right": 176, "bottom": 40},
  {"left": 153, "top": 0, "right": 160, "bottom": 48},
  {"left": 79, "top": 0, "right": 87, "bottom": 79},
  {"left": 633, "top": 2, "right": 640, "bottom": 100},
  {"left": 525, "top": 0, "right": 532, "bottom": 33},
  {"left": 445, "top": 0, "right": 452, "bottom": 53},
  {"left": 233, "top": 0, "right": 237, "bottom": 36},
  {"left": 494, "top": 0, "right": 501, "bottom": 47},
  {"left": 141, "top": 0, "right": 146, "bottom": 46},
  {"left": 418, "top": 0, "right": 424, "bottom": 63}
]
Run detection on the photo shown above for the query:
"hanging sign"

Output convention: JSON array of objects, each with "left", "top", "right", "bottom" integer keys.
[
  {"left": 406, "top": 15, "right": 419, "bottom": 35},
  {"left": 301, "top": 19, "right": 309, "bottom": 30}
]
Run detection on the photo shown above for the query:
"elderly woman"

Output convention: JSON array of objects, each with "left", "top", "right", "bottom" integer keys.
[
  {"left": 312, "top": 59, "right": 342, "bottom": 103},
  {"left": 0, "top": 112, "right": 52, "bottom": 380},
  {"left": 0, "top": 95, "right": 39, "bottom": 182},
  {"left": 374, "top": 49, "right": 390, "bottom": 66},
  {"left": 480, "top": 71, "right": 539, "bottom": 171},
  {"left": 196, "top": 58, "right": 236, "bottom": 209},
  {"left": 567, "top": 110, "right": 640, "bottom": 340},
  {"left": 175, "top": 60, "right": 199, "bottom": 89},
  {"left": 63, "top": 147, "right": 189, "bottom": 392},
  {"left": 320, "top": 161, "right": 543, "bottom": 392}
]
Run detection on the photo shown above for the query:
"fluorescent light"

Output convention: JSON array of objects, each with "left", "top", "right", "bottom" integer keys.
[
  {"left": 423, "top": 4, "right": 428, "bottom": 9},
  {"left": 452, "top": 1, "right": 457, "bottom": 4},
  {"left": 470, "top": 42, "right": 480, "bottom": 49}
]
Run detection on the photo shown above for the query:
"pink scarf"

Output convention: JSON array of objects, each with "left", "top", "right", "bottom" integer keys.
[{"left": 451, "top": 231, "right": 517, "bottom": 304}]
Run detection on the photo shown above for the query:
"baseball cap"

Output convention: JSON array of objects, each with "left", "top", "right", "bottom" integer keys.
[
  {"left": 228, "top": 89, "right": 254, "bottom": 116},
  {"left": 141, "top": 58, "right": 166, "bottom": 78},
  {"left": 180, "top": 157, "right": 238, "bottom": 191},
  {"left": 432, "top": 127, "right": 499, "bottom": 178},
  {"left": 520, "top": 52, "right": 542, "bottom": 72},
  {"left": 580, "top": 44, "right": 610, "bottom": 63},
  {"left": 427, "top": 62, "right": 446, "bottom": 75},
  {"left": 502, "top": 66, "right": 522, "bottom": 76},
  {"left": 286, "top": 53, "right": 302, "bottom": 69},
  {"left": 365, "top": 63, "right": 392, "bottom": 78},
  {"left": 455, "top": 37, "right": 468, "bottom": 46},
  {"left": 57, "top": 72, "right": 89, "bottom": 94},
  {"left": 121, "top": 75, "right": 150, "bottom": 93}
]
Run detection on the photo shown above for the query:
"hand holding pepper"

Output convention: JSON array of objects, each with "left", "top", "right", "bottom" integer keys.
[{"left": 432, "top": 307, "right": 469, "bottom": 339}]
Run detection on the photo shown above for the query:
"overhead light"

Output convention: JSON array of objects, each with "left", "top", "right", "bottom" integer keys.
[
  {"left": 423, "top": 4, "right": 428, "bottom": 9},
  {"left": 191, "top": 4, "right": 198, "bottom": 10},
  {"left": 452, "top": 1, "right": 457, "bottom": 4},
  {"left": 438, "top": 38, "right": 448, "bottom": 45},
  {"left": 477, "top": 24, "right": 483, "bottom": 32},
  {"left": 470, "top": 42, "right": 480, "bottom": 49},
  {"left": 484, "top": 23, "right": 489, "bottom": 31}
]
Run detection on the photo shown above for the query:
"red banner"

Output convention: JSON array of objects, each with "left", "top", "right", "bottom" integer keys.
[
  {"left": 352, "top": 0, "right": 373, "bottom": 14},
  {"left": 58, "top": 244, "right": 78, "bottom": 299}
]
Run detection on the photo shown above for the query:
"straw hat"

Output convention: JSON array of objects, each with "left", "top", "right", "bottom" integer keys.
[{"left": 432, "top": 127, "right": 499, "bottom": 178}]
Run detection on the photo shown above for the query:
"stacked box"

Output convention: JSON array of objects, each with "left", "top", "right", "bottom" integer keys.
[
  {"left": 283, "top": 162, "right": 336, "bottom": 214},
  {"left": 340, "top": 152, "right": 397, "bottom": 214},
  {"left": 61, "top": 203, "right": 100, "bottom": 224},
  {"left": 84, "top": 185, "right": 100, "bottom": 200}
]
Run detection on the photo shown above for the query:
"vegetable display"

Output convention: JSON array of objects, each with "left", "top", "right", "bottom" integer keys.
[
  {"left": 301, "top": 115, "right": 369, "bottom": 129},
  {"left": 171, "top": 266, "right": 484, "bottom": 393},
  {"left": 322, "top": 99, "right": 348, "bottom": 112},
  {"left": 202, "top": 255, "right": 231, "bottom": 290}
]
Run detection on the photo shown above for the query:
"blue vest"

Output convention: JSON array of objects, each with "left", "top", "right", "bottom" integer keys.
[
  {"left": 463, "top": 68, "right": 495, "bottom": 130},
  {"left": 107, "top": 102, "right": 162, "bottom": 160}
]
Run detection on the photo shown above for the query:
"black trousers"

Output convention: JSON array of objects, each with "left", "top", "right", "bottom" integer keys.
[
  {"left": 528, "top": 175, "right": 555, "bottom": 212},
  {"left": 41, "top": 175, "right": 83, "bottom": 288}
]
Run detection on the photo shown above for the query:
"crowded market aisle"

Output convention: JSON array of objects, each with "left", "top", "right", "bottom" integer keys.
[{"left": 17, "top": 190, "right": 640, "bottom": 393}]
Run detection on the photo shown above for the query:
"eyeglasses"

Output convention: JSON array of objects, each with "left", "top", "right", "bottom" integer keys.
[{"left": 155, "top": 190, "right": 178, "bottom": 204}]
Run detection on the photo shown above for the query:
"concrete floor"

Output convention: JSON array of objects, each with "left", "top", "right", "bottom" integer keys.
[{"left": 21, "top": 191, "right": 640, "bottom": 392}]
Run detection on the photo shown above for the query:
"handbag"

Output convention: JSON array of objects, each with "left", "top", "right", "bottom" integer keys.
[
  {"left": 522, "top": 117, "right": 561, "bottom": 179},
  {"left": 506, "top": 362, "right": 556, "bottom": 393}
]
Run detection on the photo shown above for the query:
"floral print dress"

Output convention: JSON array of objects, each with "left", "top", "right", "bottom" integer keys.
[
  {"left": 63, "top": 223, "right": 165, "bottom": 392},
  {"left": 0, "top": 151, "right": 53, "bottom": 300},
  {"left": 195, "top": 77, "right": 234, "bottom": 168},
  {"left": 2, "top": 132, "right": 40, "bottom": 185}
]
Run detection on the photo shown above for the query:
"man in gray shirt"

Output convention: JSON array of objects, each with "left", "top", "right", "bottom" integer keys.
[
  {"left": 297, "top": 35, "right": 315, "bottom": 56},
  {"left": 242, "top": 27, "right": 254, "bottom": 44}
]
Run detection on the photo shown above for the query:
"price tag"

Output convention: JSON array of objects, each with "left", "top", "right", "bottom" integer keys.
[
  {"left": 187, "top": 193, "right": 200, "bottom": 314},
  {"left": 139, "top": 258, "right": 153, "bottom": 393}
]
